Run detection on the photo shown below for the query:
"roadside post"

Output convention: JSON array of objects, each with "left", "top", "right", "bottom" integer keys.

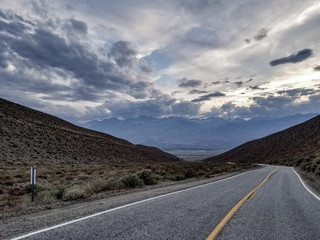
[{"left": 30, "top": 166, "right": 36, "bottom": 202}]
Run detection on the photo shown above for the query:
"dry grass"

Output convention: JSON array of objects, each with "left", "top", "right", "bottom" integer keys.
[
  {"left": 295, "top": 156, "right": 320, "bottom": 191},
  {"left": 0, "top": 161, "right": 255, "bottom": 213}
]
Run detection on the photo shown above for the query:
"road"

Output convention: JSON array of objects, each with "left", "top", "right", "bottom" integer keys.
[{"left": 10, "top": 166, "right": 320, "bottom": 240}]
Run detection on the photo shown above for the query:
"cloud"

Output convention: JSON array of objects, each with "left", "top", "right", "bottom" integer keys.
[
  {"left": 314, "top": 65, "right": 320, "bottom": 71},
  {"left": 9, "top": 29, "right": 133, "bottom": 90},
  {"left": 69, "top": 19, "right": 88, "bottom": 34},
  {"left": 189, "top": 89, "right": 208, "bottom": 94},
  {"left": 277, "top": 88, "right": 318, "bottom": 97},
  {"left": 178, "top": 78, "right": 202, "bottom": 88},
  {"left": 182, "top": 26, "right": 220, "bottom": 48},
  {"left": 191, "top": 91, "right": 225, "bottom": 102},
  {"left": 104, "top": 93, "right": 201, "bottom": 118},
  {"left": 209, "top": 89, "right": 320, "bottom": 119},
  {"left": 211, "top": 81, "right": 221, "bottom": 85},
  {"left": 254, "top": 28, "right": 269, "bottom": 41},
  {"left": 1, "top": 1, "right": 320, "bottom": 122},
  {"left": 269, "top": 49, "right": 313, "bottom": 66},
  {"left": 108, "top": 41, "right": 138, "bottom": 68},
  {"left": 234, "top": 81, "right": 244, "bottom": 87},
  {"left": 248, "top": 85, "right": 266, "bottom": 90},
  {"left": 139, "top": 58, "right": 153, "bottom": 74},
  {"left": 0, "top": 8, "right": 155, "bottom": 105}
]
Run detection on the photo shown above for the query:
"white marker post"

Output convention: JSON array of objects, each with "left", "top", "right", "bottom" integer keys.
[{"left": 30, "top": 166, "right": 36, "bottom": 202}]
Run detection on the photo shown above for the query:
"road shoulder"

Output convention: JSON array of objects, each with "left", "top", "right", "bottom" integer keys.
[{"left": 1, "top": 169, "right": 255, "bottom": 239}]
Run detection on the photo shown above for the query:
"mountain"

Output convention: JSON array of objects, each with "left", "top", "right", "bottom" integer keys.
[
  {"left": 204, "top": 115, "right": 320, "bottom": 166},
  {"left": 82, "top": 114, "right": 318, "bottom": 151},
  {"left": 0, "top": 98, "right": 179, "bottom": 164}
]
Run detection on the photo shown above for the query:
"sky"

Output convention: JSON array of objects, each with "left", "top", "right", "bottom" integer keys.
[{"left": 0, "top": 0, "right": 319, "bottom": 123}]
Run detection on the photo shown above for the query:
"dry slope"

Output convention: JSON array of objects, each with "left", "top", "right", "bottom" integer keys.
[
  {"left": 0, "top": 97, "right": 179, "bottom": 165},
  {"left": 204, "top": 115, "right": 320, "bottom": 166}
]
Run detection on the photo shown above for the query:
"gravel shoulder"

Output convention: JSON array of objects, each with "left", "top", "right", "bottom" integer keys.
[{"left": 0, "top": 169, "right": 254, "bottom": 239}]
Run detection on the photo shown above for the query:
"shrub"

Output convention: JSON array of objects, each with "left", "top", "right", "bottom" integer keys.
[
  {"left": 62, "top": 185, "right": 87, "bottom": 201},
  {"left": 37, "top": 189, "right": 59, "bottom": 203},
  {"left": 138, "top": 171, "right": 157, "bottom": 185},
  {"left": 87, "top": 179, "right": 108, "bottom": 194},
  {"left": 122, "top": 174, "right": 144, "bottom": 188},
  {"left": 24, "top": 184, "right": 44, "bottom": 194},
  {"left": 56, "top": 187, "right": 65, "bottom": 199},
  {"left": 295, "top": 158, "right": 304, "bottom": 167},
  {"left": 184, "top": 169, "right": 196, "bottom": 179},
  {"left": 105, "top": 177, "right": 118, "bottom": 190},
  {"left": 173, "top": 175, "right": 185, "bottom": 181},
  {"left": 310, "top": 164, "right": 317, "bottom": 173}
]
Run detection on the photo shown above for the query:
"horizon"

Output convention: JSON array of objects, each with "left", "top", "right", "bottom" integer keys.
[{"left": 1, "top": 0, "right": 320, "bottom": 123}]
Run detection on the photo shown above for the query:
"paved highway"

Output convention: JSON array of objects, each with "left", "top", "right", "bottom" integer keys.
[{"left": 11, "top": 166, "right": 320, "bottom": 240}]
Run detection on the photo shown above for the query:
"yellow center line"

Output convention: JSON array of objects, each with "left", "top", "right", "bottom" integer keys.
[
  {"left": 205, "top": 166, "right": 278, "bottom": 240},
  {"left": 248, "top": 191, "right": 257, "bottom": 200}
]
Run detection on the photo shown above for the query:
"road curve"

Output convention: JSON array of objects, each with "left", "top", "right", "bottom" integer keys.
[
  {"left": 10, "top": 166, "right": 320, "bottom": 240},
  {"left": 217, "top": 166, "right": 320, "bottom": 240}
]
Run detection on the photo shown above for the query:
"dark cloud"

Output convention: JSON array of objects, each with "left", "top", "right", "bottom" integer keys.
[
  {"left": 191, "top": 91, "right": 225, "bottom": 102},
  {"left": 277, "top": 88, "right": 318, "bottom": 97},
  {"left": 269, "top": 49, "right": 313, "bottom": 66},
  {"left": 139, "top": 58, "right": 153, "bottom": 74},
  {"left": 313, "top": 65, "right": 320, "bottom": 71},
  {"left": 189, "top": 89, "right": 208, "bottom": 94},
  {"left": 248, "top": 85, "right": 266, "bottom": 90},
  {"left": 108, "top": 41, "right": 137, "bottom": 68},
  {"left": 9, "top": 29, "right": 132, "bottom": 90},
  {"left": 0, "top": 9, "right": 30, "bottom": 37},
  {"left": 251, "top": 95, "right": 293, "bottom": 108},
  {"left": 234, "top": 81, "right": 244, "bottom": 87},
  {"left": 224, "top": 78, "right": 230, "bottom": 83},
  {"left": 208, "top": 94, "right": 311, "bottom": 119},
  {"left": 254, "top": 28, "right": 269, "bottom": 41},
  {"left": 0, "top": 9, "right": 152, "bottom": 104},
  {"left": 211, "top": 81, "right": 221, "bottom": 85},
  {"left": 171, "top": 101, "right": 201, "bottom": 116},
  {"left": 178, "top": 78, "right": 202, "bottom": 88},
  {"left": 104, "top": 94, "right": 201, "bottom": 119},
  {"left": 69, "top": 19, "right": 88, "bottom": 34}
]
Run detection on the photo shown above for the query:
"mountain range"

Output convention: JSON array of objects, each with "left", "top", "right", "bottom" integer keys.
[{"left": 82, "top": 114, "right": 318, "bottom": 151}]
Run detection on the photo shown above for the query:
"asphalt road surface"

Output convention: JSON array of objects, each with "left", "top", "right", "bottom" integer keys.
[{"left": 11, "top": 166, "right": 320, "bottom": 240}]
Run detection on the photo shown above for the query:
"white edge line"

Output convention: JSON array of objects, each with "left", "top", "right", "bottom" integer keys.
[
  {"left": 291, "top": 167, "right": 320, "bottom": 201},
  {"left": 10, "top": 170, "right": 253, "bottom": 240}
]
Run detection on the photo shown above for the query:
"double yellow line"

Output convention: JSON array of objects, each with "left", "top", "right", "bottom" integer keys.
[{"left": 206, "top": 167, "right": 278, "bottom": 240}]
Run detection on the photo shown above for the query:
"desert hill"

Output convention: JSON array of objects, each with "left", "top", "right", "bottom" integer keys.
[
  {"left": 204, "top": 115, "right": 320, "bottom": 166},
  {"left": 0, "top": 98, "right": 179, "bottom": 165}
]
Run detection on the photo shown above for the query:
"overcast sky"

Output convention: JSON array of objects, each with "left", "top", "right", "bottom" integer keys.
[{"left": 1, "top": 0, "right": 319, "bottom": 122}]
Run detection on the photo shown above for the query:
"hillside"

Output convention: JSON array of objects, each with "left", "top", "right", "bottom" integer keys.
[
  {"left": 0, "top": 98, "right": 179, "bottom": 165},
  {"left": 204, "top": 115, "right": 320, "bottom": 166}
]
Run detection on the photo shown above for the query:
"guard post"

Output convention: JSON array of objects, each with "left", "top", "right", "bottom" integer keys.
[{"left": 30, "top": 166, "right": 36, "bottom": 202}]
